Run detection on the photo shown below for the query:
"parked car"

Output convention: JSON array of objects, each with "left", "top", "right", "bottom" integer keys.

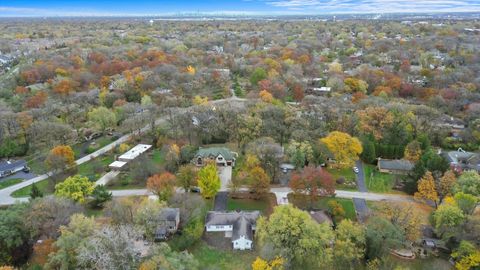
[{"left": 353, "top": 167, "right": 359, "bottom": 174}]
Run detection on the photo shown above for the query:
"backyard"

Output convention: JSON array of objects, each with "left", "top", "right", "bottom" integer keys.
[{"left": 188, "top": 241, "right": 257, "bottom": 270}]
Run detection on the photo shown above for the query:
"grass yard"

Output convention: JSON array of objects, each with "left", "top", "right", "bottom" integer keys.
[
  {"left": 385, "top": 255, "right": 452, "bottom": 270},
  {"left": 288, "top": 194, "right": 356, "bottom": 220},
  {"left": 11, "top": 179, "right": 50, "bottom": 197},
  {"left": 151, "top": 149, "right": 166, "bottom": 165},
  {"left": 188, "top": 241, "right": 257, "bottom": 270},
  {"left": 12, "top": 154, "right": 115, "bottom": 197},
  {"left": 0, "top": 178, "right": 23, "bottom": 189},
  {"left": 227, "top": 197, "right": 269, "bottom": 214},
  {"left": 364, "top": 164, "right": 402, "bottom": 193},
  {"left": 326, "top": 167, "right": 357, "bottom": 190}
]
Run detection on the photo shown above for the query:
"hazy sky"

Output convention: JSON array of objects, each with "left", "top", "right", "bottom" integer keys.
[{"left": 1, "top": 0, "right": 480, "bottom": 16}]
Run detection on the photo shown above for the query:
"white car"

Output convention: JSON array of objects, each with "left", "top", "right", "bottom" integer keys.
[{"left": 353, "top": 167, "right": 359, "bottom": 174}]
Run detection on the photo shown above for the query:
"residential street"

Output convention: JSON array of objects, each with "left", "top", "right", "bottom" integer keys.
[{"left": 0, "top": 97, "right": 246, "bottom": 206}]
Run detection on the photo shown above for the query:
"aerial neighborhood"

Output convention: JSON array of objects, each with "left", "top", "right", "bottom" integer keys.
[{"left": 1, "top": 8, "right": 480, "bottom": 270}]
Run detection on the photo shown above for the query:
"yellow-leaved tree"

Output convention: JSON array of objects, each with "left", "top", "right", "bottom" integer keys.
[
  {"left": 414, "top": 171, "right": 439, "bottom": 207},
  {"left": 252, "top": 256, "right": 285, "bottom": 270},
  {"left": 193, "top": 95, "right": 208, "bottom": 105},
  {"left": 320, "top": 131, "right": 362, "bottom": 168},
  {"left": 54, "top": 175, "right": 94, "bottom": 203}
]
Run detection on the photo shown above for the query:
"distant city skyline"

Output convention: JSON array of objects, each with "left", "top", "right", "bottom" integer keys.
[{"left": 1, "top": 0, "right": 480, "bottom": 17}]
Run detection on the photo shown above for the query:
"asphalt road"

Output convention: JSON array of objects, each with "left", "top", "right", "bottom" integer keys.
[
  {"left": 0, "top": 171, "right": 37, "bottom": 182},
  {"left": 353, "top": 160, "right": 370, "bottom": 222}
]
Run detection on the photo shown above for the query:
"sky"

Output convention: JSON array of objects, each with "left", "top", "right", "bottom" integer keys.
[{"left": 1, "top": 0, "right": 480, "bottom": 17}]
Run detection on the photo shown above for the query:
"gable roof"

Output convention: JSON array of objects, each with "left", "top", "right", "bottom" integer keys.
[
  {"left": 0, "top": 160, "right": 27, "bottom": 172},
  {"left": 159, "top": 208, "right": 180, "bottom": 222},
  {"left": 195, "top": 147, "right": 236, "bottom": 161},
  {"left": 378, "top": 159, "right": 414, "bottom": 171},
  {"left": 205, "top": 211, "right": 260, "bottom": 241}
]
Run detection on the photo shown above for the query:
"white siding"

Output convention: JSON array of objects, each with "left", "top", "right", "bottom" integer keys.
[
  {"left": 233, "top": 236, "right": 252, "bottom": 250},
  {"left": 206, "top": 225, "right": 233, "bottom": 232}
]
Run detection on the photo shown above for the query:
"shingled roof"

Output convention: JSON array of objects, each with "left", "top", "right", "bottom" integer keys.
[
  {"left": 378, "top": 159, "right": 414, "bottom": 171},
  {"left": 195, "top": 147, "right": 236, "bottom": 161},
  {"left": 205, "top": 211, "right": 260, "bottom": 241}
]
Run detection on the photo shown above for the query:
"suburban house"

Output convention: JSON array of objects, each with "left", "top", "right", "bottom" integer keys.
[
  {"left": 194, "top": 147, "right": 237, "bottom": 167},
  {"left": 377, "top": 159, "right": 414, "bottom": 175},
  {"left": 443, "top": 149, "right": 480, "bottom": 173},
  {"left": 109, "top": 144, "right": 152, "bottom": 171},
  {"left": 0, "top": 160, "right": 28, "bottom": 178},
  {"left": 205, "top": 211, "right": 260, "bottom": 250},
  {"left": 154, "top": 208, "right": 180, "bottom": 241}
]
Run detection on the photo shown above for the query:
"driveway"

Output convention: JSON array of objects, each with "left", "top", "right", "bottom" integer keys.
[
  {"left": 0, "top": 171, "right": 37, "bottom": 182},
  {"left": 353, "top": 160, "right": 370, "bottom": 223},
  {"left": 214, "top": 191, "right": 228, "bottom": 211},
  {"left": 218, "top": 166, "right": 232, "bottom": 191},
  {"left": 355, "top": 160, "right": 367, "bottom": 192},
  {"left": 353, "top": 198, "right": 370, "bottom": 222}
]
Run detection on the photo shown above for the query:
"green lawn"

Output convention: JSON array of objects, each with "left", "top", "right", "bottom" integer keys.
[
  {"left": 227, "top": 197, "right": 269, "bottom": 214},
  {"left": 326, "top": 167, "right": 357, "bottom": 191},
  {"left": 11, "top": 179, "right": 50, "bottom": 198},
  {"left": 151, "top": 149, "right": 165, "bottom": 165},
  {"left": 0, "top": 178, "right": 23, "bottom": 189},
  {"left": 288, "top": 194, "right": 356, "bottom": 220},
  {"left": 385, "top": 255, "right": 452, "bottom": 270},
  {"left": 12, "top": 154, "right": 115, "bottom": 198},
  {"left": 188, "top": 241, "right": 257, "bottom": 270},
  {"left": 364, "top": 164, "right": 400, "bottom": 193}
]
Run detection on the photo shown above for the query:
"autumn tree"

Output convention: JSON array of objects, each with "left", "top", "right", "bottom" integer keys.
[
  {"left": 177, "top": 164, "right": 198, "bottom": 192},
  {"left": 286, "top": 140, "right": 313, "bottom": 168},
  {"left": 248, "top": 166, "right": 271, "bottom": 197},
  {"left": 333, "top": 219, "right": 366, "bottom": 269},
  {"left": 147, "top": 172, "right": 177, "bottom": 201},
  {"left": 404, "top": 140, "right": 422, "bottom": 163},
  {"left": 250, "top": 67, "right": 267, "bottom": 86},
  {"left": 454, "top": 170, "right": 480, "bottom": 196},
  {"left": 197, "top": 163, "right": 221, "bottom": 199},
  {"left": 414, "top": 171, "right": 439, "bottom": 207},
  {"left": 451, "top": 241, "right": 480, "bottom": 270},
  {"left": 252, "top": 256, "right": 285, "bottom": 270},
  {"left": 138, "top": 243, "right": 199, "bottom": 270},
  {"left": 356, "top": 107, "right": 394, "bottom": 140},
  {"left": 87, "top": 106, "right": 117, "bottom": 134},
  {"left": 45, "top": 145, "right": 75, "bottom": 174},
  {"left": 320, "top": 131, "right": 363, "bottom": 168},
  {"left": 377, "top": 202, "right": 423, "bottom": 241},
  {"left": 433, "top": 203, "right": 465, "bottom": 239},
  {"left": 54, "top": 175, "right": 94, "bottom": 203},
  {"left": 289, "top": 165, "right": 335, "bottom": 207},
  {"left": 45, "top": 214, "right": 96, "bottom": 270},
  {"left": 257, "top": 205, "right": 334, "bottom": 268},
  {"left": 438, "top": 170, "right": 456, "bottom": 202}
]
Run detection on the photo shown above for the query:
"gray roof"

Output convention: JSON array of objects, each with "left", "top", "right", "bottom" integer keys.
[
  {"left": 378, "top": 159, "right": 414, "bottom": 171},
  {"left": 0, "top": 160, "right": 27, "bottom": 172},
  {"left": 444, "top": 151, "right": 480, "bottom": 171},
  {"left": 205, "top": 211, "right": 260, "bottom": 241},
  {"left": 195, "top": 147, "right": 236, "bottom": 161},
  {"left": 309, "top": 210, "right": 333, "bottom": 226},
  {"left": 159, "top": 208, "right": 180, "bottom": 221}
]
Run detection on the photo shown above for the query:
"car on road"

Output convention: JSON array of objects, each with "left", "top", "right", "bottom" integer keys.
[{"left": 353, "top": 167, "right": 359, "bottom": 174}]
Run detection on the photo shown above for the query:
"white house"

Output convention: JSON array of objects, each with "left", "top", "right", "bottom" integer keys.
[{"left": 205, "top": 211, "right": 260, "bottom": 250}]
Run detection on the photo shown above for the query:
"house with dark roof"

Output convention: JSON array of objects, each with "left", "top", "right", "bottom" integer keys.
[
  {"left": 0, "top": 160, "right": 28, "bottom": 178},
  {"left": 377, "top": 159, "right": 414, "bottom": 175},
  {"left": 154, "top": 208, "right": 180, "bottom": 241},
  {"left": 194, "top": 147, "right": 237, "bottom": 167},
  {"left": 205, "top": 211, "right": 260, "bottom": 250},
  {"left": 443, "top": 149, "right": 480, "bottom": 173}
]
